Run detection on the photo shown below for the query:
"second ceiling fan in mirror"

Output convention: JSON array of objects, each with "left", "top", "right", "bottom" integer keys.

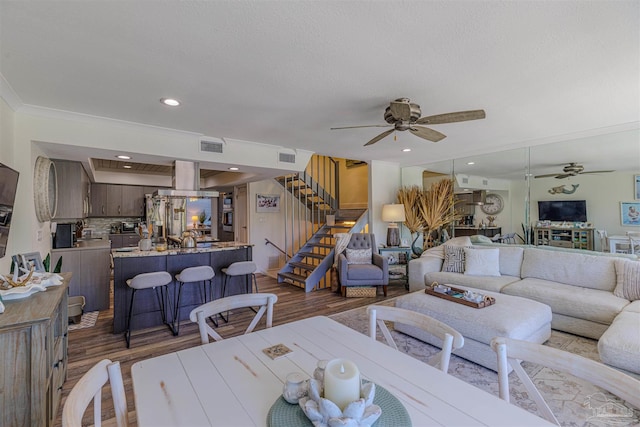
[{"left": 331, "top": 98, "right": 486, "bottom": 146}]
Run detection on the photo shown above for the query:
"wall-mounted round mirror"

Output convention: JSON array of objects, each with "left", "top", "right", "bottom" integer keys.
[{"left": 34, "top": 156, "right": 58, "bottom": 222}]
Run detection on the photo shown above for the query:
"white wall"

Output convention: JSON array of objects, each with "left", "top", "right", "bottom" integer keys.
[
  {"left": 369, "top": 161, "right": 402, "bottom": 246},
  {"left": 248, "top": 179, "right": 286, "bottom": 274}
]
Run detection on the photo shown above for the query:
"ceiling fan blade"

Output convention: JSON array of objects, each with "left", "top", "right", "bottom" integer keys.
[
  {"left": 389, "top": 101, "right": 412, "bottom": 121},
  {"left": 415, "top": 109, "right": 486, "bottom": 125},
  {"left": 364, "top": 129, "right": 395, "bottom": 146},
  {"left": 579, "top": 170, "right": 615, "bottom": 174},
  {"left": 331, "top": 124, "right": 392, "bottom": 130},
  {"left": 409, "top": 126, "right": 446, "bottom": 142},
  {"left": 554, "top": 174, "right": 572, "bottom": 179},
  {"left": 533, "top": 173, "right": 561, "bottom": 178}
]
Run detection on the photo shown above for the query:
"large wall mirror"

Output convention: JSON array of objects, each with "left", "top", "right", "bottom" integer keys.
[{"left": 410, "top": 127, "right": 639, "bottom": 251}]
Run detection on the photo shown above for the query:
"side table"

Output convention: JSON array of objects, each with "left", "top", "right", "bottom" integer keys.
[{"left": 379, "top": 246, "right": 411, "bottom": 290}]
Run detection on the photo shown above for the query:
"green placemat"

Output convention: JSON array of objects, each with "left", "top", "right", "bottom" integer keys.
[{"left": 267, "top": 383, "right": 411, "bottom": 426}]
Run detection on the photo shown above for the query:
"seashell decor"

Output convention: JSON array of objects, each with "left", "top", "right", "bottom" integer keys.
[{"left": 289, "top": 376, "right": 382, "bottom": 427}]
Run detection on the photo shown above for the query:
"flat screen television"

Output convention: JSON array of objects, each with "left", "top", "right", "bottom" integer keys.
[
  {"left": 538, "top": 200, "right": 587, "bottom": 222},
  {"left": 0, "top": 161, "right": 19, "bottom": 258}
]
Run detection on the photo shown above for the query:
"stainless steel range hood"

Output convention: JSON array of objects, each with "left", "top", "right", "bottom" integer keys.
[
  {"left": 466, "top": 190, "right": 488, "bottom": 206},
  {"left": 155, "top": 160, "right": 219, "bottom": 198}
]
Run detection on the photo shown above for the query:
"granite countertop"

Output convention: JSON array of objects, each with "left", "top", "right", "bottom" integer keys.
[
  {"left": 454, "top": 226, "right": 501, "bottom": 230},
  {"left": 112, "top": 241, "right": 252, "bottom": 258}
]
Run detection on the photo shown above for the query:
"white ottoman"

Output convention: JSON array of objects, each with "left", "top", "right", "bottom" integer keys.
[
  {"left": 395, "top": 287, "right": 552, "bottom": 371},
  {"left": 598, "top": 301, "right": 640, "bottom": 375}
]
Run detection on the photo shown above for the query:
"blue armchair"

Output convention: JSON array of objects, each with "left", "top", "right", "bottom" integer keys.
[{"left": 337, "top": 233, "right": 389, "bottom": 296}]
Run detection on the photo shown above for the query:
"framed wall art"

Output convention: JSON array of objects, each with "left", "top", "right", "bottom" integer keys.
[
  {"left": 635, "top": 175, "right": 640, "bottom": 200},
  {"left": 18, "top": 252, "right": 45, "bottom": 272},
  {"left": 256, "top": 194, "right": 280, "bottom": 213},
  {"left": 621, "top": 202, "right": 640, "bottom": 226}
]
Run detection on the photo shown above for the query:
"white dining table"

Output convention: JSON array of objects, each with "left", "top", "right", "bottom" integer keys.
[{"left": 131, "top": 316, "right": 553, "bottom": 426}]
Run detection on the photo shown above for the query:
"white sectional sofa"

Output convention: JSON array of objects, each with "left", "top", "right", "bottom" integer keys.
[{"left": 407, "top": 237, "right": 640, "bottom": 374}]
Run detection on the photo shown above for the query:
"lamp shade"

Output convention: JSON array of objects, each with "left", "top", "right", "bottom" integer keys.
[{"left": 381, "top": 204, "right": 406, "bottom": 223}]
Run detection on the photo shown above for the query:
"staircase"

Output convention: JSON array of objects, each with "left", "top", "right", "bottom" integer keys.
[
  {"left": 277, "top": 209, "right": 368, "bottom": 292},
  {"left": 272, "top": 155, "right": 370, "bottom": 292}
]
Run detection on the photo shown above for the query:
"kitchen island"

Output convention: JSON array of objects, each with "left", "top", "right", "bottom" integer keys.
[{"left": 112, "top": 242, "right": 253, "bottom": 334}]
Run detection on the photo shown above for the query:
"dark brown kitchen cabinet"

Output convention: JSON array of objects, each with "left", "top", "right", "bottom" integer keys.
[
  {"left": 52, "top": 159, "right": 89, "bottom": 219},
  {"left": 110, "top": 233, "right": 140, "bottom": 249},
  {"left": 90, "top": 183, "right": 108, "bottom": 216},
  {"left": 91, "top": 184, "right": 145, "bottom": 217},
  {"left": 51, "top": 246, "right": 110, "bottom": 311}
]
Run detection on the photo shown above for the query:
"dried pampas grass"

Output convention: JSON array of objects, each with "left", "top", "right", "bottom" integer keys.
[{"left": 397, "top": 186, "right": 424, "bottom": 234}]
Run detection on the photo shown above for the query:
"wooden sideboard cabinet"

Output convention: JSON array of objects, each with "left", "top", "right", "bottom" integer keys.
[
  {"left": 534, "top": 226, "right": 594, "bottom": 251},
  {"left": 0, "top": 273, "right": 70, "bottom": 427}
]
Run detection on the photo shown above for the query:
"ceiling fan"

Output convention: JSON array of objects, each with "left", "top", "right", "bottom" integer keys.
[
  {"left": 534, "top": 162, "right": 615, "bottom": 179},
  {"left": 330, "top": 98, "right": 486, "bottom": 146}
]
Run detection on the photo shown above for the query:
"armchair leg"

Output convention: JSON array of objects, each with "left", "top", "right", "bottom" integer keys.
[{"left": 383, "top": 285, "right": 388, "bottom": 297}]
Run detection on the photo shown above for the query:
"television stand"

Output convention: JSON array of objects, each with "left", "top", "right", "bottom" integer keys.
[{"left": 534, "top": 226, "right": 594, "bottom": 251}]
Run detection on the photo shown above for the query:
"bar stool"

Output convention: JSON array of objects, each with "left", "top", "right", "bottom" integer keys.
[
  {"left": 221, "top": 261, "right": 259, "bottom": 297},
  {"left": 174, "top": 266, "right": 215, "bottom": 334},
  {"left": 125, "top": 271, "right": 173, "bottom": 348}
]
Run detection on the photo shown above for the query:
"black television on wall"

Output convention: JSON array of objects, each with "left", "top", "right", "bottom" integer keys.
[
  {"left": 538, "top": 200, "right": 587, "bottom": 222},
  {"left": 0, "top": 161, "right": 20, "bottom": 258}
]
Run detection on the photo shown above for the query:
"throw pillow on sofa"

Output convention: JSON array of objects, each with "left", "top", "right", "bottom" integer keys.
[
  {"left": 464, "top": 247, "right": 501, "bottom": 276},
  {"left": 442, "top": 246, "right": 467, "bottom": 273},
  {"left": 614, "top": 258, "right": 640, "bottom": 300},
  {"left": 346, "top": 248, "right": 372, "bottom": 264}
]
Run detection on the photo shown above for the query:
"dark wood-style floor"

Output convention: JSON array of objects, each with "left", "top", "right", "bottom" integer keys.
[{"left": 56, "top": 276, "right": 408, "bottom": 426}]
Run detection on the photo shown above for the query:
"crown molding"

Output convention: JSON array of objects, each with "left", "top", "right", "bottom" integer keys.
[{"left": 0, "top": 72, "right": 24, "bottom": 111}]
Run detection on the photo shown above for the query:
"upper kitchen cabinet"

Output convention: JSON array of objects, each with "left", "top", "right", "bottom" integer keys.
[
  {"left": 90, "top": 184, "right": 144, "bottom": 217},
  {"left": 52, "top": 159, "right": 89, "bottom": 219},
  {"left": 90, "top": 183, "right": 108, "bottom": 216}
]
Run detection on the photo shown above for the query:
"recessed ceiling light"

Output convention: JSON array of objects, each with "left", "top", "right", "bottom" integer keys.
[
  {"left": 229, "top": 167, "right": 239, "bottom": 171},
  {"left": 116, "top": 155, "right": 131, "bottom": 160},
  {"left": 467, "top": 161, "right": 475, "bottom": 165},
  {"left": 402, "top": 148, "right": 411, "bottom": 152},
  {"left": 123, "top": 165, "right": 132, "bottom": 169},
  {"left": 160, "top": 98, "right": 181, "bottom": 107}
]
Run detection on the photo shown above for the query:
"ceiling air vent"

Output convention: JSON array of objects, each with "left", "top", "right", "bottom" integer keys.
[
  {"left": 482, "top": 179, "right": 489, "bottom": 186},
  {"left": 461, "top": 177, "right": 469, "bottom": 184},
  {"left": 200, "top": 140, "right": 223, "bottom": 153},
  {"left": 279, "top": 152, "right": 296, "bottom": 163}
]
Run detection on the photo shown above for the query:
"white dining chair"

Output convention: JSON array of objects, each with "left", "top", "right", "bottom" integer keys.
[
  {"left": 62, "top": 359, "right": 129, "bottom": 427},
  {"left": 189, "top": 293, "right": 278, "bottom": 344},
  {"left": 366, "top": 305, "right": 464, "bottom": 373},
  {"left": 490, "top": 336, "right": 640, "bottom": 426},
  {"left": 627, "top": 231, "right": 640, "bottom": 255}
]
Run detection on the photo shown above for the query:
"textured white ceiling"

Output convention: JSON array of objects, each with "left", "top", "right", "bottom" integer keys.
[{"left": 1, "top": 0, "right": 638, "bottom": 175}]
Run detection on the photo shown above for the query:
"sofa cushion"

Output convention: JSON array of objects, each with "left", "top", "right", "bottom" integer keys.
[
  {"left": 613, "top": 258, "right": 640, "bottom": 301},
  {"left": 598, "top": 310, "right": 640, "bottom": 374},
  {"left": 442, "top": 246, "right": 467, "bottom": 273},
  {"left": 420, "top": 236, "right": 473, "bottom": 260},
  {"left": 521, "top": 247, "right": 616, "bottom": 291},
  {"left": 464, "top": 247, "right": 500, "bottom": 276},
  {"left": 502, "top": 278, "right": 630, "bottom": 325},
  {"left": 346, "top": 263, "right": 383, "bottom": 280},
  {"left": 424, "top": 271, "right": 520, "bottom": 293},
  {"left": 622, "top": 300, "right": 640, "bottom": 314},
  {"left": 470, "top": 245, "right": 524, "bottom": 277}
]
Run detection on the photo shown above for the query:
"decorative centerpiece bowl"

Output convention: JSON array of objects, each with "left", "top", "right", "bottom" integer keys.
[{"left": 297, "top": 378, "right": 382, "bottom": 427}]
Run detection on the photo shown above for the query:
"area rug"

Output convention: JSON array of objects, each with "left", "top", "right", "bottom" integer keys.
[
  {"left": 68, "top": 311, "right": 99, "bottom": 331},
  {"left": 329, "top": 300, "right": 640, "bottom": 427}
]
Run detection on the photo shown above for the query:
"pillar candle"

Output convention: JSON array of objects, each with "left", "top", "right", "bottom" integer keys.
[{"left": 323, "top": 358, "right": 360, "bottom": 410}]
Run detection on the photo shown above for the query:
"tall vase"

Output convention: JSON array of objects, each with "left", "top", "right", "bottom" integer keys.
[{"left": 411, "top": 232, "right": 423, "bottom": 257}]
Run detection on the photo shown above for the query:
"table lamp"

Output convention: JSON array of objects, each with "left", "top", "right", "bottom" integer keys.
[
  {"left": 381, "top": 203, "right": 406, "bottom": 247},
  {"left": 191, "top": 215, "right": 199, "bottom": 229}
]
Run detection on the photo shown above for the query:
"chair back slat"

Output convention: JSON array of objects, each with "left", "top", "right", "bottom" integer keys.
[
  {"left": 190, "top": 293, "right": 278, "bottom": 344},
  {"left": 62, "top": 359, "right": 129, "bottom": 427},
  {"left": 367, "top": 305, "right": 464, "bottom": 373},
  {"left": 491, "top": 336, "right": 640, "bottom": 425}
]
